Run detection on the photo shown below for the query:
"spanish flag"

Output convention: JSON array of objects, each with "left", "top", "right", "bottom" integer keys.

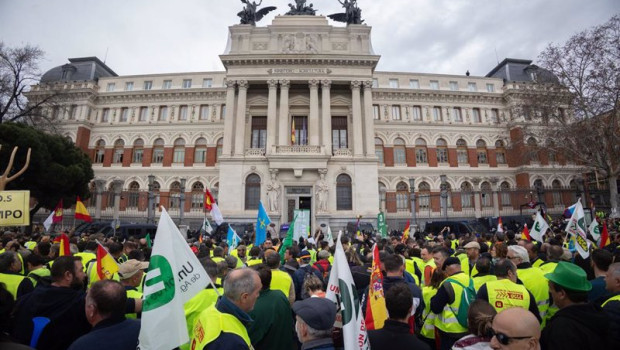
[
  {"left": 204, "top": 189, "right": 215, "bottom": 211},
  {"left": 600, "top": 222, "right": 611, "bottom": 248},
  {"left": 522, "top": 223, "right": 531, "bottom": 241},
  {"left": 291, "top": 119, "right": 296, "bottom": 144},
  {"left": 74, "top": 196, "right": 92, "bottom": 222},
  {"left": 365, "top": 244, "right": 388, "bottom": 330},
  {"left": 401, "top": 219, "right": 410, "bottom": 244},
  {"left": 52, "top": 199, "right": 63, "bottom": 224},
  {"left": 53, "top": 233, "right": 71, "bottom": 256},
  {"left": 95, "top": 243, "right": 119, "bottom": 281}
]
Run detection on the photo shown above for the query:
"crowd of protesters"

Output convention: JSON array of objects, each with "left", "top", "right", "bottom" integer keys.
[{"left": 0, "top": 215, "right": 619, "bottom": 350}]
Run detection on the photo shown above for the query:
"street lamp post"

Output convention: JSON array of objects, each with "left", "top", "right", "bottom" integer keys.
[
  {"left": 380, "top": 186, "right": 386, "bottom": 212},
  {"left": 576, "top": 177, "right": 584, "bottom": 200},
  {"left": 409, "top": 178, "right": 416, "bottom": 228},
  {"left": 147, "top": 175, "right": 155, "bottom": 224},
  {"left": 179, "top": 178, "right": 186, "bottom": 226},
  {"left": 440, "top": 175, "right": 448, "bottom": 220}
]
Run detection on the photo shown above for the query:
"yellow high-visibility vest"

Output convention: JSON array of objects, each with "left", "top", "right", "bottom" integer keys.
[{"left": 486, "top": 279, "right": 530, "bottom": 313}]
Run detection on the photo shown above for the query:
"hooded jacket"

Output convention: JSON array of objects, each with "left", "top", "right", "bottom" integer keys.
[{"left": 541, "top": 302, "right": 610, "bottom": 350}]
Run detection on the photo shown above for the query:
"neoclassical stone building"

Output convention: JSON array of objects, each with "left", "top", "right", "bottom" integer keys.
[{"left": 28, "top": 15, "right": 581, "bottom": 231}]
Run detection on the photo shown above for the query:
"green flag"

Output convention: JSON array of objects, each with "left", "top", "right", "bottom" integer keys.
[
  {"left": 279, "top": 214, "right": 298, "bottom": 264},
  {"left": 377, "top": 211, "right": 387, "bottom": 238},
  {"left": 145, "top": 233, "right": 152, "bottom": 248}
]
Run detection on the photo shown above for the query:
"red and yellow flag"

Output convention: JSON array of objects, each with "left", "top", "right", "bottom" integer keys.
[
  {"left": 522, "top": 223, "right": 531, "bottom": 241},
  {"left": 95, "top": 243, "right": 119, "bottom": 281},
  {"left": 291, "top": 119, "right": 296, "bottom": 144},
  {"left": 204, "top": 189, "right": 215, "bottom": 211},
  {"left": 52, "top": 199, "right": 63, "bottom": 224},
  {"left": 401, "top": 220, "right": 411, "bottom": 244},
  {"left": 74, "top": 196, "right": 92, "bottom": 222},
  {"left": 600, "top": 222, "right": 610, "bottom": 248},
  {"left": 53, "top": 233, "right": 71, "bottom": 256},
  {"left": 365, "top": 244, "right": 388, "bottom": 330}
]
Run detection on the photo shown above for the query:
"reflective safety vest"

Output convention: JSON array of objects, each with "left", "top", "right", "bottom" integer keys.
[
  {"left": 125, "top": 288, "right": 143, "bottom": 319},
  {"left": 405, "top": 258, "right": 421, "bottom": 286},
  {"left": 434, "top": 272, "right": 470, "bottom": 334},
  {"left": 539, "top": 261, "right": 558, "bottom": 275},
  {"left": 270, "top": 269, "right": 292, "bottom": 298},
  {"left": 190, "top": 305, "right": 253, "bottom": 350},
  {"left": 421, "top": 286, "right": 438, "bottom": 340},
  {"left": 307, "top": 249, "right": 317, "bottom": 263},
  {"left": 531, "top": 258, "right": 545, "bottom": 268},
  {"left": 602, "top": 294, "right": 620, "bottom": 307},
  {"left": 27, "top": 267, "right": 51, "bottom": 287},
  {"left": 472, "top": 274, "right": 497, "bottom": 292},
  {"left": 75, "top": 252, "right": 97, "bottom": 272},
  {"left": 486, "top": 279, "right": 530, "bottom": 313},
  {"left": 24, "top": 241, "right": 37, "bottom": 250},
  {"left": 246, "top": 258, "right": 262, "bottom": 266},
  {"left": 451, "top": 240, "right": 459, "bottom": 251},
  {"left": 181, "top": 287, "right": 223, "bottom": 350},
  {"left": 423, "top": 259, "right": 436, "bottom": 286},
  {"left": 212, "top": 257, "right": 225, "bottom": 264},
  {"left": 518, "top": 267, "right": 549, "bottom": 320},
  {"left": 0, "top": 272, "right": 28, "bottom": 300},
  {"left": 458, "top": 254, "right": 479, "bottom": 277}
]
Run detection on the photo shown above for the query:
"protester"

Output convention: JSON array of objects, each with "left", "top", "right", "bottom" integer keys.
[
  {"left": 603, "top": 262, "right": 620, "bottom": 348},
  {"left": 0, "top": 251, "right": 34, "bottom": 300},
  {"left": 489, "top": 307, "right": 540, "bottom": 350},
  {"left": 507, "top": 245, "right": 549, "bottom": 319},
  {"left": 292, "top": 297, "right": 337, "bottom": 350},
  {"left": 67, "top": 280, "right": 140, "bottom": 350},
  {"left": 452, "top": 300, "right": 496, "bottom": 350},
  {"left": 589, "top": 249, "right": 613, "bottom": 303},
  {"left": 264, "top": 251, "right": 295, "bottom": 304},
  {"left": 118, "top": 259, "right": 147, "bottom": 319},
  {"left": 462, "top": 241, "right": 480, "bottom": 277}
]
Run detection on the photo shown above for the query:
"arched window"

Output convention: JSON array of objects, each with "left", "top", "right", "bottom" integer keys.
[
  {"left": 527, "top": 137, "right": 539, "bottom": 162},
  {"left": 552, "top": 180, "right": 562, "bottom": 205},
  {"left": 495, "top": 140, "right": 506, "bottom": 164},
  {"left": 194, "top": 137, "right": 207, "bottom": 164},
  {"left": 173, "top": 138, "right": 185, "bottom": 164},
  {"left": 336, "top": 174, "right": 352, "bottom": 210},
  {"left": 378, "top": 182, "right": 387, "bottom": 209},
  {"left": 476, "top": 140, "right": 488, "bottom": 164},
  {"left": 191, "top": 182, "right": 204, "bottom": 209},
  {"left": 215, "top": 138, "right": 223, "bottom": 163},
  {"left": 445, "top": 183, "right": 453, "bottom": 208},
  {"left": 132, "top": 139, "right": 144, "bottom": 164},
  {"left": 94, "top": 140, "right": 106, "bottom": 163},
  {"left": 113, "top": 139, "right": 124, "bottom": 164},
  {"left": 394, "top": 138, "right": 406, "bottom": 165},
  {"left": 415, "top": 138, "right": 428, "bottom": 164},
  {"left": 152, "top": 138, "right": 165, "bottom": 163},
  {"left": 461, "top": 182, "right": 473, "bottom": 208},
  {"left": 418, "top": 182, "right": 431, "bottom": 209},
  {"left": 436, "top": 138, "right": 448, "bottom": 164},
  {"left": 245, "top": 174, "right": 261, "bottom": 210},
  {"left": 375, "top": 138, "right": 384, "bottom": 164},
  {"left": 481, "top": 182, "right": 492, "bottom": 207},
  {"left": 152, "top": 181, "right": 161, "bottom": 206},
  {"left": 169, "top": 181, "right": 181, "bottom": 209},
  {"left": 500, "top": 181, "right": 511, "bottom": 207},
  {"left": 128, "top": 181, "right": 140, "bottom": 208},
  {"left": 569, "top": 179, "right": 578, "bottom": 203},
  {"left": 457, "top": 139, "right": 469, "bottom": 164},
  {"left": 396, "top": 182, "right": 410, "bottom": 210}
]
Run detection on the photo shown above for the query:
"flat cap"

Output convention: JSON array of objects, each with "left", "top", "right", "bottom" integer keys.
[
  {"left": 464, "top": 241, "right": 480, "bottom": 249},
  {"left": 293, "top": 297, "right": 337, "bottom": 331},
  {"left": 118, "top": 259, "right": 149, "bottom": 279}
]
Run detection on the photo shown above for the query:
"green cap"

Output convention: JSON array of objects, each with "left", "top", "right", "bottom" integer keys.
[{"left": 545, "top": 261, "right": 592, "bottom": 292}]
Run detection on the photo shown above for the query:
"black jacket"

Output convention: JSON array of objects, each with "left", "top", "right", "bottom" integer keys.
[
  {"left": 602, "top": 293, "right": 620, "bottom": 349},
  {"left": 368, "top": 320, "right": 431, "bottom": 350},
  {"left": 541, "top": 303, "right": 610, "bottom": 350}
]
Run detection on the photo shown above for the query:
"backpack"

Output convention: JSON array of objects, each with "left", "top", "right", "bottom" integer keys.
[
  {"left": 445, "top": 277, "right": 476, "bottom": 328},
  {"left": 27, "top": 272, "right": 52, "bottom": 288}
]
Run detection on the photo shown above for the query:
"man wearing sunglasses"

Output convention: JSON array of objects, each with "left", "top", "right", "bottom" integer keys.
[{"left": 489, "top": 307, "right": 540, "bottom": 349}]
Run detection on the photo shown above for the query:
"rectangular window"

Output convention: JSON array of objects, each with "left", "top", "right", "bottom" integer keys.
[
  {"left": 501, "top": 192, "right": 511, "bottom": 207},
  {"left": 389, "top": 79, "right": 399, "bottom": 88},
  {"left": 194, "top": 148, "right": 207, "bottom": 163},
  {"left": 293, "top": 116, "right": 308, "bottom": 145},
  {"left": 143, "top": 81, "right": 152, "bottom": 90},
  {"left": 139, "top": 107, "right": 148, "bottom": 121},
  {"left": 162, "top": 80, "right": 172, "bottom": 89},
  {"left": 113, "top": 149, "right": 123, "bottom": 163},
  {"left": 200, "top": 105, "right": 210, "bottom": 120},
  {"left": 394, "top": 147, "right": 406, "bottom": 164},
  {"left": 472, "top": 108, "right": 481, "bottom": 123},
  {"left": 412, "top": 106, "right": 422, "bottom": 121},
  {"left": 468, "top": 82, "right": 477, "bottom": 92},
  {"left": 251, "top": 116, "right": 267, "bottom": 149},
  {"left": 372, "top": 79, "right": 379, "bottom": 88},
  {"left": 449, "top": 81, "right": 459, "bottom": 91},
  {"left": 173, "top": 148, "right": 185, "bottom": 163},
  {"left": 152, "top": 148, "right": 164, "bottom": 163},
  {"left": 486, "top": 83, "right": 495, "bottom": 92},
  {"left": 373, "top": 105, "right": 380, "bottom": 120},
  {"left": 416, "top": 148, "right": 427, "bottom": 163},
  {"left": 457, "top": 149, "right": 468, "bottom": 164},
  {"left": 182, "top": 79, "right": 192, "bottom": 89},
  {"left": 102, "top": 108, "right": 110, "bottom": 122},
  {"left": 68, "top": 105, "right": 76, "bottom": 120},
  {"left": 391, "top": 105, "right": 401, "bottom": 120},
  {"left": 179, "top": 105, "right": 188, "bottom": 121},
  {"left": 125, "top": 82, "right": 134, "bottom": 91},
  {"left": 159, "top": 106, "right": 168, "bottom": 121},
  {"left": 202, "top": 78, "right": 213, "bottom": 88},
  {"left": 433, "top": 107, "right": 442, "bottom": 121},
  {"left": 332, "top": 116, "right": 348, "bottom": 149},
  {"left": 491, "top": 109, "right": 499, "bottom": 123},
  {"left": 430, "top": 80, "right": 439, "bottom": 90},
  {"left": 409, "top": 79, "right": 419, "bottom": 89},
  {"left": 437, "top": 148, "right": 448, "bottom": 163},
  {"left": 452, "top": 107, "right": 462, "bottom": 122},
  {"left": 120, "top": 108, "right": 129, "bottom": 122},
  {"left": 496, "top": 151, "right": 506, "bottom": 164},
  {"left": 106, "top": 83, "right": 115, "bottom": 92},
  {"left": 477, "top": 151, "right": 488, "bottom": 164},
  {"left": 132, "top": 149, "right": 143, "bottom": 164}
]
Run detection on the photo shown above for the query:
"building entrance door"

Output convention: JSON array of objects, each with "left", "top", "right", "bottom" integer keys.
[{"left": 285, "top": 186, "right": 313, "bottom": 224}]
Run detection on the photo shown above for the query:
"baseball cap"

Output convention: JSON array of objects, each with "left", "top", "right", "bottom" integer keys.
[{"left": 118, "top": 259, "right": 149, "bottom": 280}]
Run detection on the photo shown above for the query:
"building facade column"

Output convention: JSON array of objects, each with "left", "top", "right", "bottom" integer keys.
[
  {"left": 222, "top": 81, "right": 236, "bottom": 156},
  {"left": 234, "top": 80, "right": 248, "bottom": 156},
  {"left": 112, "top": 179, "right": 124, "bottom": 221},
  {"left": 351, "top": 81, "right": 364, "bottom": 156},
  {"left": 472, "top": 179, "right": 482, "bottom": 218},
  {"left": 321, "top": 80, "right": 332, "bottom": 155},
  {"left": 309, "top": 79, "right": 320, "bottom": 146},
  {"left": 94, "top": 179, "right": 106, "bottom": 219},
  {"left": 266, "top": 79, "right": 278, "bottom": 155},
  {"left": 278, "top": 80, "right": 290, "bottom": 146},
  {"left": 362, "top": 80, "right": 375, "bottom": 156}
]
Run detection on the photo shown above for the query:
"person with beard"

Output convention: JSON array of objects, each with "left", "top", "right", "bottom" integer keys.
[{"left": 11, "top": 256, "right": 91, "bottom": 350}]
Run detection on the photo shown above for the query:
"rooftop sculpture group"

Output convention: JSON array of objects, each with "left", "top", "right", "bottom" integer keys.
[
  {"left": 237, "top": 0, "right": 363, "bottom": 25},
  {"left": 328, "top": 0, "right": 363, "bottom": 25},
  {"left": 285, "top": 0, "right": 317, "bottom": 16},
  {"left": 237, "top": 0, "right": 277, "bottom": 26}
]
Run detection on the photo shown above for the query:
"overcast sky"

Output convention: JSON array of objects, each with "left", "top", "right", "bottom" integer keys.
[{"left": 1, "top": 0, "right": 618, "bottom": 77}]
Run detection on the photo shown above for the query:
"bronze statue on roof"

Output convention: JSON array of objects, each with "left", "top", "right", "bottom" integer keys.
[
  {"left": 328, "top": 0, "right": 363, "bottom": 25},
  {"left": 237, "top": 0, "right": 277, "bottom": 25},
  {"left": 285, "top": 0, "right": 317, "bottom": 15}
]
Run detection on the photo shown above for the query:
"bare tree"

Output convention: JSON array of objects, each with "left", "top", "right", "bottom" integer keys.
[{"left": 515, "top": 15, "right": 620, "bottom": 216}]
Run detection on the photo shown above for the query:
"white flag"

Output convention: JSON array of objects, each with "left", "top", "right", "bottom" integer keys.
[
  {"left": 326, "top": 232, "right": 369, "bottom": 350},
  {"left": 530, "top": 212, "right": 549, "bottom": 242},
  {"left": 210, "top": 203, "right": 224, "bottom": 225},
  {"left": 589, "top": 219, "right": 601, "bottom": 243},
  {"left": 325, "top": 225, "right": 334, "bottom": 247},
  {"left": 565, "top": 200, "right": 590, "bottom": 259},
  {"left": 139, "top": 207, "right": 211, "bottom": 350},
  {"left": 43, "top": 211, "right": 54, "bottom": 232},
  {"left": 201, "top": 217, "right": 213, "bottom": 235}
]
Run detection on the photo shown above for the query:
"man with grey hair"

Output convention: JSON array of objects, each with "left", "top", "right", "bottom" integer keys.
[
  {"left": 508, "top": 245, "right": 550, "bottom": 320},
  {"left": 190, "top": 268, "right": 261, "bottom": 350},
  {"left": 293, "top": 297, "right": 337, "bottom": 350}
]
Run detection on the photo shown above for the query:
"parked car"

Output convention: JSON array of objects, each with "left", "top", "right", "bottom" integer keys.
[
  {"left": 345, "top": 221, "right": 375, "bottom": 237},
  {"left": 423, "top": 220, "right": 481, "bottom": 237},
  {"left": 101, "top": 223, "right": 158, "bottom": 240}
]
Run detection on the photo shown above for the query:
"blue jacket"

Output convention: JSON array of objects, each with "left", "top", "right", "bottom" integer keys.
[
  {"left": 67, "top": 317, "right": 140, "bottom": 350},
  {"left": 205, "top": 296, "right": 254, "bottom": 350}
]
